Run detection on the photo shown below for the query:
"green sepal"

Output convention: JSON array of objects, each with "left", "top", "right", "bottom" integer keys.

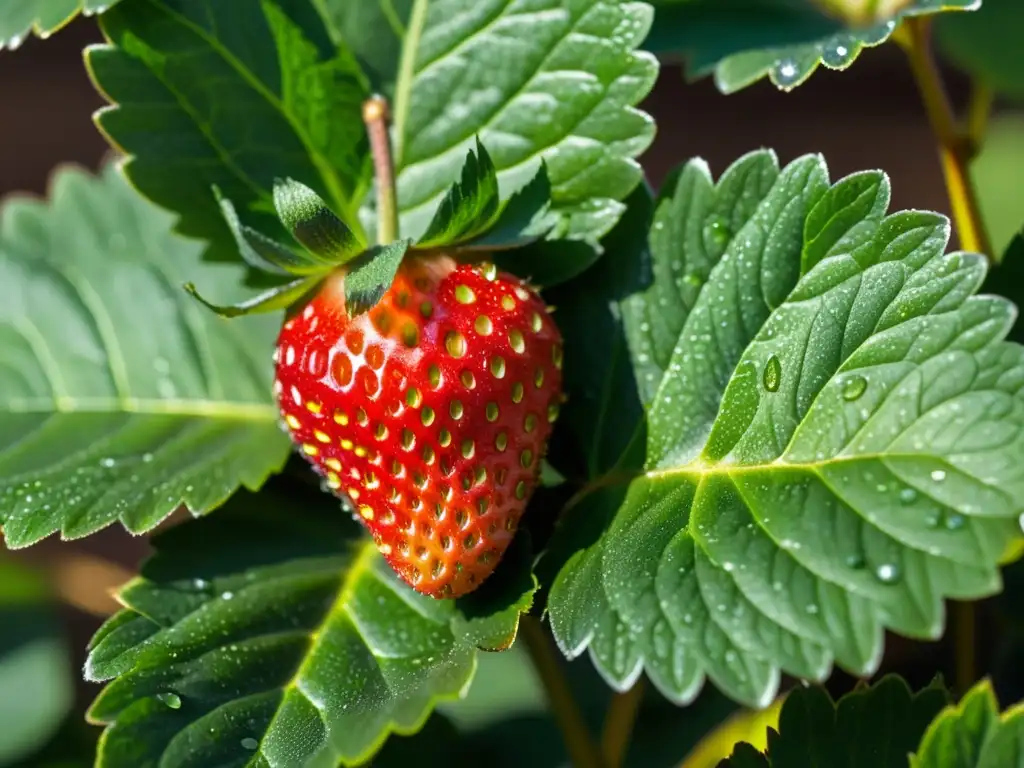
[
  {"left": 272, "top": 177, "right": 364, "bottom": 265},
  {"left": 416, "top": 138, "right": 502, "bottom": 249},
  {"left": 461, "top": 162, "right": 555, "bottom": 251},
  {"left": 343, "top": 239, "right": 413, "bottom": 317},
  {"left": 214, "top": 187, "right": 319, "bottom": 276},
  {"left": 184, "top": 275, "right": 322, "bottom": 318}
]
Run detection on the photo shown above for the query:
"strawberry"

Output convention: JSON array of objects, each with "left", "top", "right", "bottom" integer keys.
[{"left": 273, "top": 254, "right": 563, "bottom": 598}]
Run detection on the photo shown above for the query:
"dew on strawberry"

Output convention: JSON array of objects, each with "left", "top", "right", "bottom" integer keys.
[{"left": 273, "top": 255, "right": 563, "bottom": 598}]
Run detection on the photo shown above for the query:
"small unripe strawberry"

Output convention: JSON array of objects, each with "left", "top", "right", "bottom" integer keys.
[{"left": 273, "top": 255, "right": 563, "bottom": 598}]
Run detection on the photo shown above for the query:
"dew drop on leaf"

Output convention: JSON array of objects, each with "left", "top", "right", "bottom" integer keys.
[
  {"left": 875, "top": 563, "right": 901, "bottom": 584},
  {"left": 844, "top": 553, "right": 866, "bottom": 570},
  {"left": 221, "top": 591, "right": 234, "bottom": 601},
  {"left": 762, "top": 354, "right": 782, "bottom": 392},
  {"left": 930, "top": 470, "right": 946, "bottom": 482},
  {"left": 773, "top": 58, "right": 801, "bottom": 87},
  {"left": 899, "top": 488, "right": 918, "bottom": 505},
  {"left": 841, "top": 375, "right": 867, "bottom": 401},
  {"left": 156, "top": 692, "right": 181, "bottom": 709},
  {"left": 945, "top": 513, "right": 966, "bottom": 531},
  {"left": 683, "top": 272, "right": 704, "bottom": 289},
  {"left": 241, "top": 738, "right": 258, "bottom": 751},
  {"left": 703, "top": 216, "right": 731, "bottom": 251}
]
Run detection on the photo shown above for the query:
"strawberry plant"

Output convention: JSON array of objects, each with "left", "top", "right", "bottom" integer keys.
[{"left": 3, "top": 0, "right": 1024, "bottom": 766}]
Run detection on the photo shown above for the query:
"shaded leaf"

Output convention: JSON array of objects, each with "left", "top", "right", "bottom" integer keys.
[
  {"left": 273, "top": 177, "right": 364, "bottom": 265},
  {"left": 185, "top": 274, "right": 322, "bottom": 318},
  {"left": 912, "top": 679, "right": 1024, "bottom": 768},
  {"left": 969, "top": 116, "right": 1024, "bottom": 260},
  {"left": 0, "top": 0, "right": 117, "bottom": 49},
  {"left": 215, "top": 188, "right": 309, "bottom": 276},
  {"left": 712, "top": 0, "right": 978, "bottom": 94},
  {"left": 464, "top": 162, "right": 555, "bottom": 251},
  {"left": 86, "top": 485, "right": 533, "bottom": 768},
  {"left": 0, "top": 164, "right": 291, "bottom": 547},
  {"left": 548, "top": 151, "right": 1024, "bottom": 707},
  {"left": 343, "top": 239, "right": 412, "bottom": 317},
  {"left": 936, "top": 0, "right": 1024, "bottom": 102},
  {"left": 87, "top": 0, "right": 370, "bottom": 260},
  {"left": 680, "top": 692, "right": 785, "bottom": 767},
  {"left": 311, "top": 0, "right": 414, "bottom": 96},
  {"left": 392, "top": 0, "right": 657, "bottom": 249},
  {"left": 0, "top": 557, "right": 72, "bottom": 767},
  {"left": 721, "top": 675, "right": 950, "bottom": 766}
]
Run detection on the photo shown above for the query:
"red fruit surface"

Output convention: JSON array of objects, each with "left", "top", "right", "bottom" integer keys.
[{"left": 273, "top": 255, "right": 563, "bottom": 598}]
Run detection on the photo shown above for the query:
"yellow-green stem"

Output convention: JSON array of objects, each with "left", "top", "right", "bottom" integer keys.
[
  {"left": 363, "top": 96, "right": 400, "bottom": 245},
  {"left": 601, "top": 681, "right": 645, "bottom": 768},
  {"left": 520, "top": 616, "right": 606, "bottom": 768},
  {"left": 895, "top": 17, "right": 993, "bottom": 258}
]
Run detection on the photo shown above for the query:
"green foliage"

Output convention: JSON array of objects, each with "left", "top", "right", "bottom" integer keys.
[
  {"left": 547, "top": 150, "right": 1024, "bottom": 706},
  {"left": 0, "top": 557, "right": 72, "bottom": 767},
  {"left": 0, "top": 0, "right": 116, "bottom": 49},
  {"left": 343, "top": 239, "right": 413, "bottom": 316},
  {"left": 912, "top": 680, "right": 1024, "bottom": 767},
  {"left": 936, "top": 0, "right": 1024, "bottom": 101},
  {"left": 0, "top": 165, "right": 291, "bottom": 547},
  {"left": 720, "top": 675, "right": 950, "bottom": 766},
  {"left": 86, "top": 486, "right": 535, "bottom": 768},
  {"left": 970, "top": 116, "right": 1024, "bottom": 261},
  {"left": 86, "top": 0, "right": 371, "bottom": 259},
  {"left": 390, "top": 0, "right": 657, "bottom": 248}
]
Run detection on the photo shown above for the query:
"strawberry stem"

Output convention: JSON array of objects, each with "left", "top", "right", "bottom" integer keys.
[{"left": 363, "top": 96, "right": 400, "bottom": 245}]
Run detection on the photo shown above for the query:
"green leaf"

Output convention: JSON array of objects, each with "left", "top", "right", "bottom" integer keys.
[
  {"left": 0, "top": 557, "right": 73, "bottom": 766},
  {"left": 547, "top": 150, "right": 1024, "bottom": 707},
  {"left": 0, "top": 164, "right": 291, "bottom": 547},
  {"left": 86, "top": 485, "right": 533, "bottom": 768},
  {"left": 0, "top": 0, "right": 118, "bottom": 49},
  {"left": 343, "top": 239, "right": 412, "bottom": 317},
  {"left": 720, "top": 675, "right": 950, "bottom": 766},
  {"left": 936, "top": 0, "right": 1024, "bottom": 101},
  {"left": 391, "top": 0, "right": 657, "bottom": 249},
  {"left": 465, "top": 162, "right": 554, "bottom": 251},
  {"left": 416, "top": 139, "right": 502, "bottom": 249},
  {"left": 185, "top": 274, "right": 322, "bottom": 318},
  {"left": 311, "top": 0, "right": 414, "bottom": 95},
  {"left": 86, "top": 0, "right": 370, "bottom": 260},
  {"left": 969, "top": 115, "right": 1024, "bottom": 260},
  {"left": 712, "top": 0, "right": 978, "bottom": 94},
  {"left": 273, "top": 177, "right": 364, "bottom": 265},
  {"left": 912, "top": 680, "right": 1024, "bottom": 768}
]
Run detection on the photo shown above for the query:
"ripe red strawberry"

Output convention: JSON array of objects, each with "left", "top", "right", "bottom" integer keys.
[{"left": 273, "top": 255, "right": 563, "bottom": 598}]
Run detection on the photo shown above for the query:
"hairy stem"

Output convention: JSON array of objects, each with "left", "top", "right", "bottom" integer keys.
[
  {"left": 601, "top": 681, "right": 645, "bottom": 768},
  {"left": 520, "top": 616, "right": 606, "bottom": 768},
  {"left": 363, "top": 96, "right": 400, "bottom": 245},
  {"left": 894, "top": 17, "right": 992, "bottom": 258}
]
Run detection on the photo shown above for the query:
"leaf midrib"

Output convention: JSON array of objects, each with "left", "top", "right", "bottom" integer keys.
[{"left": 142, "top": 0, "right": 363, "bottom": 228}]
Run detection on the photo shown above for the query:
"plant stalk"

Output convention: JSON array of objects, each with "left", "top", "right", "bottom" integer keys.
[
  {"left": 362, "top": 96, "right": 400, "bottom": 246},
  {"left": 601, "top": 680, "right": 645, "bottom": 768},
  {"left": 894, "top": 17, "right": 992, "bottom": 259},
  {"left": 520, "top": 616, "right": 606, "bottom": 768}
]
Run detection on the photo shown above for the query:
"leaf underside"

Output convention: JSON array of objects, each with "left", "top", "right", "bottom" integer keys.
[
  {"left": 86, "top": 489, "right": 533, "bottom": 768},
  {"left": 546, "top": 149, "right": 1024, "bottom": 708},
  {"left": 0, "top": 165, "right": 291, "bottom": 547},
  {"left": 712, "top": 0, "right": 979, "bottom": 94},
  {"left": 0, "top": 0, "right": 116, "bottom": 49}
]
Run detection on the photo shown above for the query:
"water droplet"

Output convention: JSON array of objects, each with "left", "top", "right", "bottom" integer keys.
[
  {"left": 722, "top": 561, "right": 735, "bottom": 572},
  {"left": 774, "top": 58, "right": 802, "bottom": 87},
  {"left": 193, "top": 578, "right": 209, "bottom": 590},
  {"left": 925, "top": 509, "right": 942, "bottom": 528},
  {"left": 844, "top": 553, "right": 866, "bottom": 570},
  {"left": 805, "top": 603, "right": 819, "bottom": 615},
  {"left": 241, "top": 737, "right": 258, "bottom": 751},
  {"left": 156, "top": 692, "right": 181, "bottom": 709},
  {"left": 931, "top": 470, "right": 946, "bottom": 482},
  {"left": 100, "top": 457, "right": 116, "bottom": 468},
  {"left": 703, "top": 216, "right": 731, "bottom": 251},
  {"left": 945, "top": 513, "right": 966, "bottom": 531},
  {"left": 841, "top": 375, "right": 867, "bottom": 401},
  {"left": 762, "top": 355, "right": 782, "bottom": 392},
  {"left": 899, "top": 488, "right": 918, "bottom": 505},
  {"left": 221, "top": 591, "right": 234, "bottom": 601},
  {"left": 683, "top": 272, "right": 704, "bottom": 289},
  {"left": 875, "top": 563, "right": 901, "bottom": 584}
]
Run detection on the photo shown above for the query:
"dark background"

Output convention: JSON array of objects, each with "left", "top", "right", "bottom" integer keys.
[{"left": 1, "top": 14, "right": 1015, "bottom": 763}]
